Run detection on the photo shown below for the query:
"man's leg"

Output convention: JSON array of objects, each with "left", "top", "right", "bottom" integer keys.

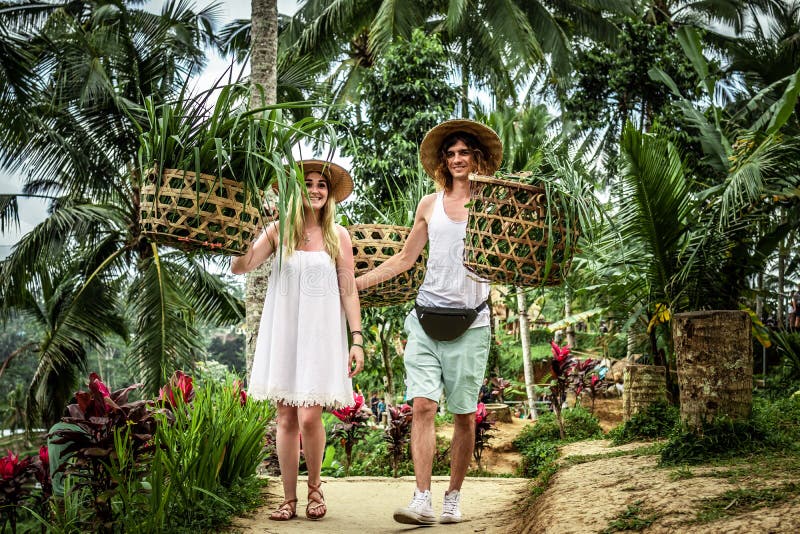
[
  {"left": 393, "top": 396, "right": 438, "bottom": 524},
  {"left": 410, "top": 397, "right": 438, "bottom": 491},
  {"left": 448, "top": 412, "right": 476, "bottom": 492}
]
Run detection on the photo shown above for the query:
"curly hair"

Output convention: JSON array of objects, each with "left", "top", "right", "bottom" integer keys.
[{"left": 433, "top": 132, "right": 492, "bottom": 190}]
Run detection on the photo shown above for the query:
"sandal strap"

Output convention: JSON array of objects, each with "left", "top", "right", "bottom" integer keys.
[{"left": 270, "top": 498, "right": 298, "bottom": 519}]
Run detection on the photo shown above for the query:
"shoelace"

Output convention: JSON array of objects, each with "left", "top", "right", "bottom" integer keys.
[
  {"left": 410, "top": 492, "right": 430, "bottom": 510},
  {"left": 442, "top": 494, "right": 459, "bottom": 516}
]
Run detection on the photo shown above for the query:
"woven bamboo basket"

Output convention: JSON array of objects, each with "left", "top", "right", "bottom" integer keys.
[
  {"left": 140, "top": 168, "right": 261, "bottom": 255},
  {"left": 464, "top": 174, "right": 578, "bottom": 286},
  {"left": 349, "top": 224, "right": 426, "bottom": 307}
]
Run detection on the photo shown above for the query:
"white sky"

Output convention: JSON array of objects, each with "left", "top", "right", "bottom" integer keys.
[{"left": 0, "top": 1, "right": 300, "bottom": 257}]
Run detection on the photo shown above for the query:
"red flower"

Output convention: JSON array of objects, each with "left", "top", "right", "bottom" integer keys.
[
  {"left": 1, "top": 450, "right": 19, "bottom": 479},
  {"left": 233, "top": 380, "right": 248, "bottom": 407},
  {"left": 0, "top": 450, "right": 32, "bottom": 480},
  {"left": 550, "top": 340, "right": 572, "bottom": 361},
  {"left": 158, "top": 371, "right": 195, "bottom": 407},
  {"left": 591, "top": 375, "right": 600, "bottom": 387},
  {"left": 38, "top": 446, "right": 49, "bottom": 467}
]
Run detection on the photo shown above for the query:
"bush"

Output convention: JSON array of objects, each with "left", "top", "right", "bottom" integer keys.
[
  {"left": 513, "top": 408, "right": 603, "bottom": 447},
  {"left": 608, "top": 402, "right": 679, "bottom": 445},
  {"left": 512, "top": 407, "right": 602, "bottom": 480},
  {"left": 517, "top": 440, "right": 559, "bottom": 478}
]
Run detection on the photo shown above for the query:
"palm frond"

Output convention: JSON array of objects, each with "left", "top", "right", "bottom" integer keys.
[
  {"left": 127, "top": 245, "right": 203, "bottom": 395},
  {"left": 163, "top": 252, "right": 244, "bottom": 326}
]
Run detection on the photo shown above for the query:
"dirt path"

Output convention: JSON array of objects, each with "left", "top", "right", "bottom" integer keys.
[
  {"left": 507, "top": 439, "right": 800, "bottom": 534},
  {"left": 230, "top": 475, "right": 529, "bottom": 533}
]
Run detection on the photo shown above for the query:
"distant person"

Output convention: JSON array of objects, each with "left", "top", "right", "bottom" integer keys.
[
  {"left": 232, "top": 160, "right": 364, "bottom": 522},
  {"left": 370, "top": 391, "right": 379, "bottom": 419},
  {"left": 479, "top": 378, "right": 492, "bottom": 404},
  {"left": 377, "top": 398, "right": 386, "bottom": 423}
]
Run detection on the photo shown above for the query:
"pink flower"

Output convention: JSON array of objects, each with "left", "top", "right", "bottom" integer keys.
[
  {"left": 158, "top": 371, "right": 195, "bottom": 407},
  {"left": 89, "top": 372, "right": 111, "bottom": 398},
  {"left": 475, "top": 402, "right": 487, "bottom": 425},
  {"left": 332, "top": 392, "right": 365, "bottom": 422}
]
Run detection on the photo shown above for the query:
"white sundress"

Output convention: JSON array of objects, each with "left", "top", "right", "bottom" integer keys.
[{"left": 248, "top": 248, "right": 354, "bottom": 408}]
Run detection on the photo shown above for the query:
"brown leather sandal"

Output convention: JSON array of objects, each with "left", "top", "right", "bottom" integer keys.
[
  {"left": 269, "top": 498, "right": 298, "bottom": 521},
  {"left": 306, "top": 482, "right": 327, "bottom": 520}
]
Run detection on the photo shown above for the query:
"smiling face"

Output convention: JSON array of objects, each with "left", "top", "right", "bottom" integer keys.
[
  {"left": 444, "top": 139, "right": 475, "bottom": 182},
  {"left": 303, "top": 171, "right": 329, "bottom": 210}
]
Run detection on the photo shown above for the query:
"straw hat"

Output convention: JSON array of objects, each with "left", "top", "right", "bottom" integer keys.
[
  {"left": 419, "top": 119, "right": 503, "bottom": 184},
  {"left": 275, "top": 159, "right": 353, "bottom": 203}
]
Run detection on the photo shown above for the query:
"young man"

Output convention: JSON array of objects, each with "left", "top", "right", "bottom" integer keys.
[{"left": 356, "top": 119, "right": 502, "bottom": 525}]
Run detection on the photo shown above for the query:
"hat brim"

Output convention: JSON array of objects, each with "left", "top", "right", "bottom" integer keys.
[
  {"left": 274, "top": 159, "right": 353, "bottom": 203},
  {"left": 419, "top": 120, "right": 503, "bottom": 183}
]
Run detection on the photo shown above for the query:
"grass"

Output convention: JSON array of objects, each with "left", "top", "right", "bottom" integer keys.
[
  {"left": 693, "top": 483, "right": 800, "bottom": 524},
  {"left": 561, "top": 443, "right": 664, "bottom": 466},
  {"left": 601, "top": 500, "right": 660, "bottom": 533}
]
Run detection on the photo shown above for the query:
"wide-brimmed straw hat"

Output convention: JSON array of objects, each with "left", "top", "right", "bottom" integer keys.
[
  {"left": 419, "top": 119, "right": 503, "bottom": 184},
  {"left": 275, "top": 159, "right": 353, "bottom": 203}
]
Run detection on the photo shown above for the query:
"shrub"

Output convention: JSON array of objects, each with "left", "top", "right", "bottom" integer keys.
[
  {"left": 331, "top": 393, "right": 371, "bottom": 476},
  {"left": 608, "top": 402, "right": 679, "bottom": 445},
  {"left": 517, "top": 440, "right": 559, "bottom": 478},
  {"left": 385, "top": 404, "right": 413, "bottom": 477},
  {"left": 659, "top": 395, "right": 800, "bottom": 466},
  {"left": 514, "top": 407, "right": 602, "bottom": 447}
]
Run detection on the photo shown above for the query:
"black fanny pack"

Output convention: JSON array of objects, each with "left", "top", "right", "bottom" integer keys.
[{"left": 414, "top": 302, "right": 488, "bottom": 341}]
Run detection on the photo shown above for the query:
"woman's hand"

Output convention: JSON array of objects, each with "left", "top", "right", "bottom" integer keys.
[{"left": 348, "top": 345, "right": 364, "bottom": 377}]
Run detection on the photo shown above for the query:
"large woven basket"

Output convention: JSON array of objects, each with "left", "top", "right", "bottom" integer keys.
[
  {"left": 140, "top": 168, "right": 261, "bottom": 255},
  {"left": 349, "top": 224, "right": 426, "bottom": 307},
  {"left": 464, "top": 174, "right": 578, "bottom": 286}
]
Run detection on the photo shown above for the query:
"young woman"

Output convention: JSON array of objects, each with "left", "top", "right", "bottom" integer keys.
[{"left": 231, "top": 160, "right": 364, "bottom": 521}]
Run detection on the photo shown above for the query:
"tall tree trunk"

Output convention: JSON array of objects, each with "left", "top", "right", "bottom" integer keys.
[
  {"left": 245, "top": 0, "right": 278, "bottom": 376},
  {"left": 460, "top": 35, "right": 469, "bottom": 118},
  {"left": 626, "top": 330, "right": 637, "bottom": 361},
  {"left": 516, "top": 287, "right": 538, "bottom": 420},
  {"left": 564, "top": 290, "right": 576, "bottom": 348},
  {"left": 673, "top": 311, "right": 753, "bottom": 433}
]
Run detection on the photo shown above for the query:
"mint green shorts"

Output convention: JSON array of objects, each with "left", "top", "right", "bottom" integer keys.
[{"left": 403, "top": 313, "right": 491, "bottom": 414}]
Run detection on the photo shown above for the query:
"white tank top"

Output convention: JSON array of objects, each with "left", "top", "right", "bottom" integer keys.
[{"left": 415, "top": 191, "right": 490, "bottom": 329}]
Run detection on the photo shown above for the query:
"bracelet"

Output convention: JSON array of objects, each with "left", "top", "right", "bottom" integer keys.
[
  {"left": 351, "top": 330, "right": 363, "bottom": 337},
  {"left": 351, "top": 343, "right": 363, "bottom": 348}
]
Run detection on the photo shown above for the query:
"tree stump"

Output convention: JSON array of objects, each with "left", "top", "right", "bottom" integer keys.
[
  {"left": 622, "top": 364, "right": 667, "bottom": 421},
  {"left": 484, "top": 403, "right": 512, "bottom": 423},
  {"left": 672, "top": 310, "right": 753, "bottom": 432}
]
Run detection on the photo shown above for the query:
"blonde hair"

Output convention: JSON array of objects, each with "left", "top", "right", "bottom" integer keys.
[{"left": 283, "top": 175, "right": 340, "bottom": 261}]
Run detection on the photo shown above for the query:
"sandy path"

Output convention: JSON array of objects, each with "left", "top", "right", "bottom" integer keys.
[{"left": 230, "top": 475, "right": 529, "bottom": 533}]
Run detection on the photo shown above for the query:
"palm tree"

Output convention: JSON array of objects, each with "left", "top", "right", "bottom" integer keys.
[
  {"left": 276, "top": 0, "right": 619, "bottom": 115},
  {"left": 1, "top": 249, "right": 127, "bottom": 428},
  {"left": 0, "top": 1, "right": 248, "bottom": 409},
  {"left": 243, "top": 0, "right": 280, "bottom": 376}
]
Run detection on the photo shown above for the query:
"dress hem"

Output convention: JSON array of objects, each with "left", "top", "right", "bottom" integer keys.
[{"left": 248, "top": 390, "right": 354, "bottom": 409}]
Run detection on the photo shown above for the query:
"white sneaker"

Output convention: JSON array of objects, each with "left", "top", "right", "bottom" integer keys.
[
  {"left": 440, "top": 489, "right": 462, "bottom": 524},
  {"left": 393, "top": 488, "right": 436, "bottom": 525}
]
